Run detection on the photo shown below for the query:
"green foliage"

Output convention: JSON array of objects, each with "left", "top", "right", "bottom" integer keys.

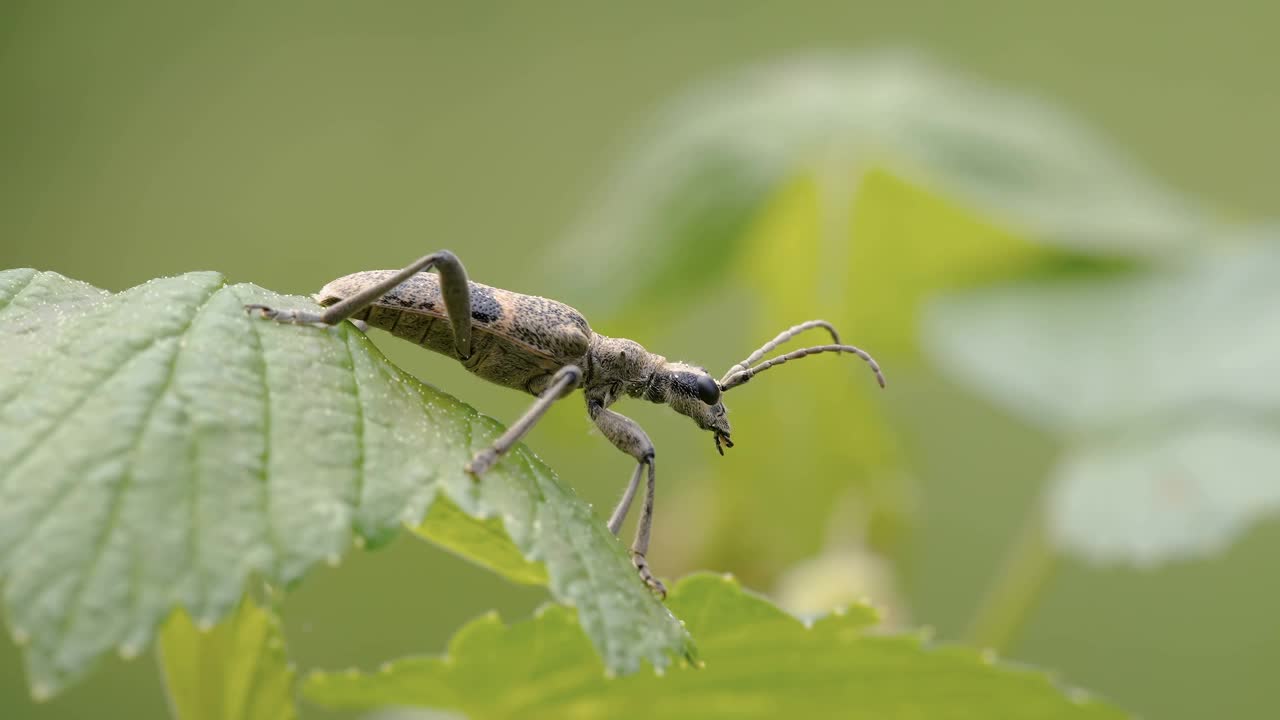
[
  {"left": 306, "top": 573, "right": 1124, "bottom": 719},
  {"left": 924, "top": 241, "right": 1280, "bottom": 565},
  {"left": 0, "top": 269, "right": 690, "bottom": 697},
  {"left": 157, "top": 597, "right": 296, "bottom": 720},
  {"left": 548, "top": 54, "right": 1213, "bottom": 584},
  {"left": 554, "top": 52, "right": 1203, "bottom": 321},
  {"left": 706, "top": 168, "right": 1056, "bottom": 570}
]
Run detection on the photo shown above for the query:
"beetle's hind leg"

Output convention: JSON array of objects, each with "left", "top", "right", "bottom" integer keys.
[
  {"left": 245, "top": 249, "right": 474, "bottom": 358},
  {"left": 465, "top": 365, "right": 583, "bottom": 477}
]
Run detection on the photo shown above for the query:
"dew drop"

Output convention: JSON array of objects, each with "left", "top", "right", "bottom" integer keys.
[
  {"left": 979, "top": 648, "right": 998, "bottom": 664},
  {"left": 197, "top": 617, "right": 217, "bottom": 632},
  {"left": 11, "top": 627, "right": 29, "bottom": 645},
  {"left": 118, "top": 642, "right": 142, "bottom": 660},
  {"left": 31, "top": 682, "right": 52, "bottom": 702},
  {"left": 326, "top": 553, "right": 341, "bottom": 567}
]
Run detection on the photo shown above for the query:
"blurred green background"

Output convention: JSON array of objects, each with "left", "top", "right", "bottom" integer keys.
[{"left": 3, "top": 2, "right": 1278, "bottom": 719}]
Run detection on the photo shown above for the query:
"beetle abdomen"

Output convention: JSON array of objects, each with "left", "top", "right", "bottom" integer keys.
[{"left": 315, "top": 270, "right": 593, "bottom": 365}]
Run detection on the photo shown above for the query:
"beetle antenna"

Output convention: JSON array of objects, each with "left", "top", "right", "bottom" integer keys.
[
  {"left": 720, "top": 344, "right": 886, "bottom": 392},
  {"left": 720, "top": 320, "right": 841, "bottom": 385}
]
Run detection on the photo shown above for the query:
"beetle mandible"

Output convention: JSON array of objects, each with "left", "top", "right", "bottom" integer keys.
[{"left": 245, "top": 250, "right": 885, "bottom": 597}]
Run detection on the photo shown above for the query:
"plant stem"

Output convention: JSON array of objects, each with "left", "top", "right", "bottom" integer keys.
[{"left": 965, "top": 497, "right": 1057, "bottom": 651}]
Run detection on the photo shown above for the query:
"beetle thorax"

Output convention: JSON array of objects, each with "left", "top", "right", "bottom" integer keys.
[{"left": 585, "top": 335, "right": 665, "bottom": 400}]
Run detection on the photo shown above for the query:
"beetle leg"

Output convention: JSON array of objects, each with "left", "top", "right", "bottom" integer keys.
[
  {"left": 465, "top": 364, "right": 582, "bottom": 477},
  {"left": 607, "top": 463, "right": 643, "bottom": 535},
  {"left": 588, "top": 400, "right": 666, "bottom": 599},
  {"left": 246, "top": 249, "right": 474, "bottom": 358}
]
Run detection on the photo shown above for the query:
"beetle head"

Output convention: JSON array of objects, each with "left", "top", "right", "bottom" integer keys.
[{"left": 648, "top": 361, "right": 733, "bottom": 455}]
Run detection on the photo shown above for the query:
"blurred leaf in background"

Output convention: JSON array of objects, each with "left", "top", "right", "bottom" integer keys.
[
  {"left": 551, "top": 52, "right": 1206, "bottom": 322},
  {"left": 549, "top": 53, "right": 1204, "bottom": 590},
  {"left": 926, "top": 238, "right": 1280, "bottom": 567}
]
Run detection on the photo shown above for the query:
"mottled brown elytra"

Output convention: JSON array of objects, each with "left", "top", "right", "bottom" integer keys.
[{"left": 245, "top": 250, "right": 885, "bottom": 597}]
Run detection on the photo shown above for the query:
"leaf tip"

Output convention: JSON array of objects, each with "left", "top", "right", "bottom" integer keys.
[
  {"left": 1068, "top": 687, "right": 1094, "bottom": 705},
  {"left": 30, "top": 682, "right": 53, "bottom": 703},
  {"left": 117, "top": 642, "right": 143, "bottom": 660}
]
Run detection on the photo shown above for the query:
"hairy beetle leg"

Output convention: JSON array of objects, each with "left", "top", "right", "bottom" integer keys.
[
  {"left": 243, "top": 304, "right": 325, "bottom": 325},
  {"left": 464, "top": 448, "right": 498, "bottom": 479},
  {"left": 462, "top": 365, "right": 582, "bottom": 483},
  {"left": 631, "top": 551, "right": 667, "bottom": 599}
]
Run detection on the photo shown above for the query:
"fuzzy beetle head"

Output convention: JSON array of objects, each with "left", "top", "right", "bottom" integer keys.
[{"left": 647, "top": 361, "right": 733, "bottom": 454}]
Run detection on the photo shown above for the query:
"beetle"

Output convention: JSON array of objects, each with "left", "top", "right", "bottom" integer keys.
[{"left": 245, "top": 250, "right": 884, "bottom": 597}]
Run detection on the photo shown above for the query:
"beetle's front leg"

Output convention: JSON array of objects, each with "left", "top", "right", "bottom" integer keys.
[
  {"left": 588, "top": 400, "right": 666, "bottom": 598},
  {"left": 246, "top": 249, "right": 474, "bottom": 358},
  {"left": 465, "top": 365, "right": 582, "bottom": 477}
]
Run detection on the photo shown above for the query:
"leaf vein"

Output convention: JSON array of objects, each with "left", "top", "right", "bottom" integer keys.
[
  {"left": 0, "top": 269, "right": 38, "bottom": 315},
  {"left": 0, "top": 281, "right": 222, "bottom": 481},
  {"left": 50, "top": 286, "right": 218, "bottom": 656},
  {"left": 342, "top": 330, "right": 367, "bottom": 531},
  {"left": 241, "top": 306, "right": 284, "bottom": 579}
]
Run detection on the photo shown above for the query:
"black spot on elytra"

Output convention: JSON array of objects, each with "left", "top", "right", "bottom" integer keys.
[{"left": 470, "top": 285, "right": 502, "bottom": 323}]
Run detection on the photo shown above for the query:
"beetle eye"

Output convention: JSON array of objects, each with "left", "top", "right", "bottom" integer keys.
[{"left": 695, "top": 375, "right": 721, "bottom": 405}]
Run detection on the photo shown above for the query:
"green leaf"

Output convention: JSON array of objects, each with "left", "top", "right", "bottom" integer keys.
[
  {"left": 546, "top": 53, "right": 1200, "bottom": 580},
  {"left": 305, "top": 573, "right": 1126, "bottom": 720},
  {"left": 698, "top": 167, "right": 1058, "bottom": 577},
  {"left": 924, "top": 241, "right": 1280, "bottom": 565},
  {"left": 743, "top": 169, "right": 1055, "bottom": 358},
  {"left": 0, "top": 269, "right": 691, "bottom": 698},
  {"left": 1048, "top": 421, "right": 1280, "bottom": 566},
  {"left": 552, "top": 51, "right": 1203, "bottom": 317},
  {"left": 925, "top": 243, "right": 1280, "bottom": 431},
  {"left": 414, "top": 494, "right": 548, "bottom": 586},
  {"left": 157, "top": 596, "right": 296, "bottom": 720}
]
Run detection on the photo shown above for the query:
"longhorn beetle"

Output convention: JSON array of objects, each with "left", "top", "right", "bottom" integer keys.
[{"left": 245, "top": 250, "right": 885, "bottom": 597}]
